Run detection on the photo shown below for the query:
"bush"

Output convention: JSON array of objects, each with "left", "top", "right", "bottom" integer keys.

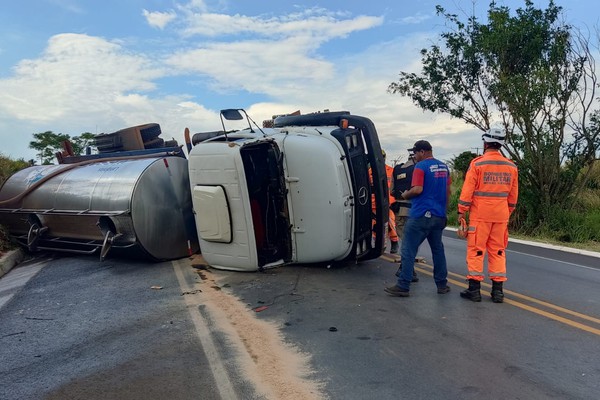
[
  {"left": 1, "top": 154, "right": 29, "bottom": 253},
  {"left": 0, "top": 154, "right": 29, "bottom": 187},
  {"left": 0, "top": 224, "right": 13, "bottom": 253},
  {"left": 447, "top": 171, "right": 463, "bottom": 225},
  {"left": 513, "top": 206, "right": 600, "bottom": 243}
]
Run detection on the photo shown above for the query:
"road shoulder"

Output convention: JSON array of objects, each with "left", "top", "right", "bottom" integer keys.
[{"left": 0, "top": 248, "right": 24, "bottom": 279}]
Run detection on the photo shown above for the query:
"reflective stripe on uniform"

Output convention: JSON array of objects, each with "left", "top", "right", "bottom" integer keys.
[
  {"left": 467, "top": 227, "right": 475, "bottom": 232},
  {"left": 508, "top": 202, "right": 517, "bottom": 207},
  {"left": 489, "top": 272, "right": 507, "bottom": 277},
  {"left": 458, "top": 200, "right": 471, "bottom": 206},
  {"left": 474, "top": 191, "right": 509, "bottom": 197},
  {"left": 468, "top": 271, "right": 485, "bottom": 276},
  {"left": 475, "top": 160, "right": 517, "bottom": 168}
]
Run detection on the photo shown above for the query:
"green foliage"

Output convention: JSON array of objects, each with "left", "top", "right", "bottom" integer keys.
[
  {"left": 578, "top": 160, "right": 600, "bottom": 192},
  {"left": 29, "top": 131, "right": 71, "bottom": 164},
  {"left": 447, "top": 171, "right": 463, "bottom": 226},
  {"left": 448, "top": 151, "right": 477, "bottom": 179},
  {"left": 0, "top": 154, "right": 30, "bottom": 187},
  {"left": 389, "top": 0, "right": 600, "bottom": 230},
  {"left": 29, "top": 131, "right": 96, "bottom": 164},
  {"left": 71, "top": 132, "right": 95, "bottom": 155},
  {"left": 0, "top": 224, "right": 12, "bottom": 252},
  {"left": 0, "top": 154, "right": 28, "bottom": 252},
  {"left": 522, "top": 206, "right": 600, "bottom": 243}
]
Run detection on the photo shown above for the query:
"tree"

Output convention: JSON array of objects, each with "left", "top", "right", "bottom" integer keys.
[
  {"left": 449, "top": 151, "right": 477, "bottom": 179},
  {"left": 29, "top": 131, "right": 96, "bottom": 164},
  {"left": 29, "top": 131, "right": 71, "bottom": 165},
  {"left": 71, "top": 132, "right": 95, "bottom": 155},
  {"left": 388, "top": 0, "right": 600, "bottom": 231}
]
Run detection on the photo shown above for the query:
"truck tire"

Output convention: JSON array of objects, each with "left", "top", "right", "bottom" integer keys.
[{"left": 140, "top": 124, "right": 161, "bottom": 142}]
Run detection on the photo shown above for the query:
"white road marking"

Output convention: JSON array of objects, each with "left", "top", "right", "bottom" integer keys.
[
  {"left": 445, "top": 227, "right": 600, "bottom": 258},
  {"left": 444, "top": 233, "right": 599, "bottom": 271},
  {"left": 0, "top": 260, "right": 46, "bottom": 309},
  {"left": 171, "top": 258, "right": 239, "bottom": 400},
  {"left": 506, "top": 249, "right": 600, "bottom": 271}
]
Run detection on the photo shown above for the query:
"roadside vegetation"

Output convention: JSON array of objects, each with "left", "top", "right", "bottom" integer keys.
[
  {"left": 29, "top": 131, "right": 95, "bottom": 165},
  {"left": 392, "top": 0, "right": 600, "bottom": 251},
  {"left": 0, "top": 154, "right": 31, "bottom": 253}
]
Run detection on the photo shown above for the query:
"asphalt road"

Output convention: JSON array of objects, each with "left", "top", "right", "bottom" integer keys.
[
  {"left": 0, "top": 255, "right": 258, "bottom": 400},
  {"left": 0, "top": 234, "right": 599, "bottom": 400}
]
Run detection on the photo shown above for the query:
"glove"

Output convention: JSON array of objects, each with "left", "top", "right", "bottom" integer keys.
[{"left": 457, "top": 217, "right": 468, "bottom": 239}]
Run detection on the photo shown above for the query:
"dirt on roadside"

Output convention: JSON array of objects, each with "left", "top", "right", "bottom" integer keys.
[{"left": 193, "top": 265, "right": 326, "bottom": 400}]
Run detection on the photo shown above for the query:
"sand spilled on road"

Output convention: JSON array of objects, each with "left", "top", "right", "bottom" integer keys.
[{"left": 197, "top": 268, "right": 325, "bottom": 400}]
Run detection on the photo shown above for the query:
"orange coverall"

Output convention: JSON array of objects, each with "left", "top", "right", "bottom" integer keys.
[
  {"left": 370, "top": 165, "right": 398, "bottom": 242},
  {"left": 385, "top": 164, "right": 399, "bottom": 243},
  {"left": 458, "top": 150, "right": 518, "bottom": 282}
]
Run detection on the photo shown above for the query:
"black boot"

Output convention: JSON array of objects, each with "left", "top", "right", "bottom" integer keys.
[
  {"left": 460, "top": 279, "right": 482, "bottom": 302},
  {"left": 491, "top": 281, "right": 504, "bottom": 303}
]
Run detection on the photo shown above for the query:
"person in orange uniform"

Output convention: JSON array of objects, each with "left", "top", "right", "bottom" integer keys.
[
  {"left": 370, "top": 150, "right": 399, "bottom": 253},
  {"left": 457, "top": 128, "right": 518, "bottom": 303},
  {"left": 383, "top": 150, "right": 400, "bottom": 253}
]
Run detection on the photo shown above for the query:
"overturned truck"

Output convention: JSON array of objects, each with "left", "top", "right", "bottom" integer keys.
[{"left": 0, "top": 110, "right": 389, "bottom": 270}]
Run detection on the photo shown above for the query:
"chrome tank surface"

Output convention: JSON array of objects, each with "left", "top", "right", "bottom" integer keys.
[{"left": 0, "top": 157, "right": 198, "bottom": 260}]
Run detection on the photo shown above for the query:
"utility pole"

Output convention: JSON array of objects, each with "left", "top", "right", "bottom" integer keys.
[{"left": 471, "top": 147, "right": 482, "bottom": 156}]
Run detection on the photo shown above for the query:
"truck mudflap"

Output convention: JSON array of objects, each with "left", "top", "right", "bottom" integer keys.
[{"left": 274, "top": 112, "right": 387, "bottom": 261}]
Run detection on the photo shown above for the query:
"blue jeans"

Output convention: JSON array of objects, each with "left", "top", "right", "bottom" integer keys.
[{"left": 397, "top": 215, "right": 448, "bottom": 290}]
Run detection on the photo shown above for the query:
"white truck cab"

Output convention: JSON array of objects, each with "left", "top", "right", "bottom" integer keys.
[{"left": 188, "top": 109, "right": 388, "bottom": 271}]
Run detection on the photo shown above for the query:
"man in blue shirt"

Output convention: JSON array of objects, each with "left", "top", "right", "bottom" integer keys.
[{"left": 384, "top": 140, "right": 451, "bottom": 297}]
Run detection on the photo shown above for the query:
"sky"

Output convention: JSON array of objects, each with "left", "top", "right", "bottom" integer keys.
[{"left": 0, "top": 0, "right": 597, "bottom": 165}]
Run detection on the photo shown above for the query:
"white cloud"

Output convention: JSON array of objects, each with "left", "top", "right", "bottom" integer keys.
[
  {"left": 166, "top": 37, "right": 335, "bottom": 95},
  {"left": 0, "top": 33, "right": 164, "bottom": 124},
  {"left": 180, "top": 11, "right": 383, "bottom": 39},
  {"left": 269, "top": 32, "right": 481, "bottom": 164},
  {"left": 162, "top": 7, "right": 383, "bottom": 100},
  {"left": 142, "top": 9, "right": 177, "bottom": 30},
  {"left": 396, "top": 13, "right": 432, "bottom": 25},
  {"left": 0, "top": 4, "right": 479, "bottom": 165},
  {"left": 178, "top": 0, "right": 210, "bottom": 14}
]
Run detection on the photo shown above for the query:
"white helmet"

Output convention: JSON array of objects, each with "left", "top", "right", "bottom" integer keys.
[{"left": 482, "top": 128, "right": 506, "bottom": 145}]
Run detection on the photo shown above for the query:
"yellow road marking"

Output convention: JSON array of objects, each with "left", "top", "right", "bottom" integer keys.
[
  {"left": 380, "top": 254, "right": 600, "bottom": 337},
  {"left": 445, "top": 268, "right": 600, "bottom": 325},
  {"left": 503, "top": 299, "right": 600, "bottom": 336}
]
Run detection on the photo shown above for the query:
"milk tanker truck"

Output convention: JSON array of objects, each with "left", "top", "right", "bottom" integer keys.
[{"left": 0, "top": 109, "right": 388, "bottom": 271}]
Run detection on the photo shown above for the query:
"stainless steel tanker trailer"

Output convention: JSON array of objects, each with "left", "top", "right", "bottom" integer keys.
[
  {"left": 0, "top": 110, "right": 388, "bottom": 269},
  {"left": 0, "top": 145, "right": 199, "bottom": 261}
]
